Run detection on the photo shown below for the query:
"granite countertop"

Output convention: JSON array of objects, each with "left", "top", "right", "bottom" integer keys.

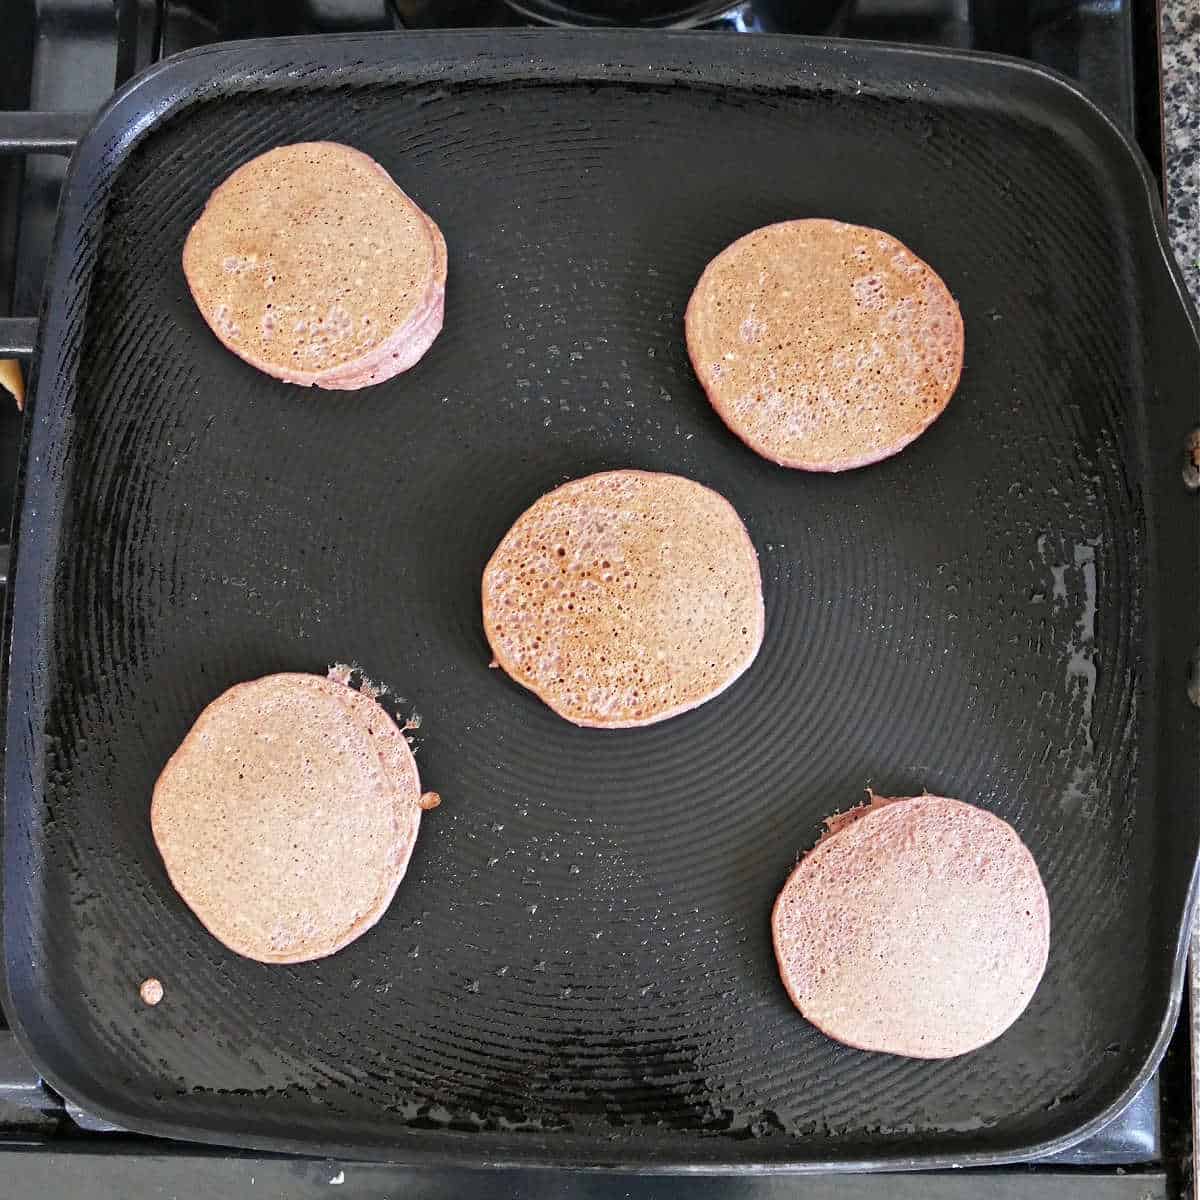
[
  {"left": 1164, "top": 0, "right": 1198, "bottom": 302},
  {"left": 1165, "top": 0, "right": 1200, "bottom": 1178}
]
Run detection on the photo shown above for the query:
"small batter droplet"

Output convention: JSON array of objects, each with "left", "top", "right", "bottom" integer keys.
[
  {"left": 139, "top": 977, "right": 164, "bottom": 1006},
  {"left": 418, "top": 791, "right": 441, "bottom": 811}
]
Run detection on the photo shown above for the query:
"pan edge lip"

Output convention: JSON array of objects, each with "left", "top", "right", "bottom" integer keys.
[
  {"left": 1, "top": 25, "right": 1196, "bottom": 1172},
  {"left": 0, "top": 1001, "right": 1185, "bottom": 1172}
]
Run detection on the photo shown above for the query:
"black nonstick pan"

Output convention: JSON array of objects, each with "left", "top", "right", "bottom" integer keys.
[{"left": 1, "top": 30, "right": 1198, "bottom": 1171}]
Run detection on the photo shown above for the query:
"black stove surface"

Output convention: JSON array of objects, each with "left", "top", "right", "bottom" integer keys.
[{"left": 0, "top": 1, "right": 1185, "bottom": 1193}]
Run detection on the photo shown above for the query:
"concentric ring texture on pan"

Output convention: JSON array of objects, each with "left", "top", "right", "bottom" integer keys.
[{"left": 6, "top": 44, "right": 1181, "bottom": 1167}]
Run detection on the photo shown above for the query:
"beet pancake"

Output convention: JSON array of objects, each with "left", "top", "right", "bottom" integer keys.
[
  {"left": 482, "top": 469, "right": 764, "bottom": 728},
  {"left": 183, "top": 142, "right": 446, "bottom": 389},
  {"left": 152, "top": 673, "right": 424, "bottom": 964},
  {"left": 685, "top": 219, "right": 963, "bottom": 470},
  {"left": 772, "top": 794, "right": 1049, "bottom": 1058}
]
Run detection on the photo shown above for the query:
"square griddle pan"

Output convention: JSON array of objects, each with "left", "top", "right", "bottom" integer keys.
[{"left": 3, "top": 29, "right": 1199, "bottom": 1171}]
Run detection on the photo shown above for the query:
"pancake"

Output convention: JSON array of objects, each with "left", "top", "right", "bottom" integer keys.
[
  {"left": 151, "top": 672, "right": 425, "bottom": 963},
  {"left": 183, "top": 142, "right": 447, "bottom": 389},
  {"left": 685, "top": 219, "right": 963, "bottom": 470},
  {"left": 482, "top": 469, "right": 764, "bottom": 728},
  {"left": 771, "top": 794, "right": 1049, "bottom": 1058}
]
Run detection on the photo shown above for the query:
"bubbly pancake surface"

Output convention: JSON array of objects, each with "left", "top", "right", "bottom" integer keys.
[
  {"left": 482, "top": 470, "right": 764, "bottom": 728},
  {"left": 686, "top": 219, "right": 963, "bottom": 470},
  {"left": 183, "top": 142, "right": 446, "bottom": 389}
]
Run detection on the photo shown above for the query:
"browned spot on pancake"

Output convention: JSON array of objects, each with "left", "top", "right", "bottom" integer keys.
[
  {"left": 151, "top": 673, "right": 424, "bottom": 964},
  {"left": 183, "top": 142, "right": 447, "bottom": 389},
  {"left": 771, "top": 794, "right": 1049, "bottom": 1058},
  {"left": 482, "top": 469, "right": 764, "bottom": 728},
  {"left": 686, "top": 219, "right": 963, "bottom": 471}
]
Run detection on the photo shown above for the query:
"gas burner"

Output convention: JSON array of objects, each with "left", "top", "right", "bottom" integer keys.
[{"left": 498, "top": 0, "right": 841, "bottom": 30}]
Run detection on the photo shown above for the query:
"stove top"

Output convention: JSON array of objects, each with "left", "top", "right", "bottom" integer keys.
[{"left": 0, "top": 1, "right": 1185, "bottom": 1194}]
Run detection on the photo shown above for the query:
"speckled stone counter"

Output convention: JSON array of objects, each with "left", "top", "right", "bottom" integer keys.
[
  {"left": 1164, "top": 0, "right": 1199, "bottom": 303},
  {"left": 1167, "top": 0, "right": 1200, "bottom": 1171}
]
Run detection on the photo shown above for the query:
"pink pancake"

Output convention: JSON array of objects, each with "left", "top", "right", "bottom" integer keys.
[
  {"left": 152, "top": 672, "right": 424, "bottom": 963},
  {"left": 772, "top": 794, "right": 1049, "bottom": 1058},
  {"left": 183, "top": 142, "right": 446, "bottom": 389},
  {"left": 482, "top": 469, "right": 764, "bottom": 728},
  {"left": 685, "top": 219, "right": 963, "bottom": 470}
]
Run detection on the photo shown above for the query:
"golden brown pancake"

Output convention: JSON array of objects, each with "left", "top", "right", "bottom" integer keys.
[
  {"left": 151, "top": 672, "right": 424, "bottom": 963},
  {"left": 771, "top": 794, "right": 1049, "bottom": 1058},
  {"left": 183, "top": 142, "right": 447, "bottom": 389},
  {"left": 685, "top": 219, "right": 963, "bottom": 470},
  {"left": 482, "top": 469, "right": 764, "bottom": 728}
]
